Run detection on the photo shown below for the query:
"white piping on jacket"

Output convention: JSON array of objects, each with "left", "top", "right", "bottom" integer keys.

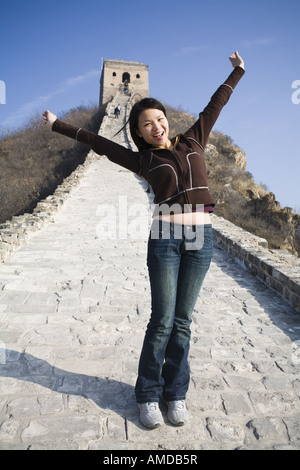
[
  {"left": 186, "top": 152, "right": 199, "bottom": 189},
  {"left": 149, "top": 164, "right": 180, "bottom": 192},
  {"left": 186, "top": 137, "right": 204, "bottom": 150},
  {"left": 222, "top": 83, "right": 234, "bottom": 92},
  {"left": 149, "top": 157, "right": 209, "bottom": 205},
  {"left": 157, "top": 187, "right": 209, "bottom": 205}
]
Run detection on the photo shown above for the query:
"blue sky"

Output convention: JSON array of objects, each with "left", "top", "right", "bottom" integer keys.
[{"left": 1, "top": 0, "right": 299, "bottom": 211}]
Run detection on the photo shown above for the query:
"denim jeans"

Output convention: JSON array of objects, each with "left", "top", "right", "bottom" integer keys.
[{"left": 135, "top": 221, "right": 213, "bottom": 404}]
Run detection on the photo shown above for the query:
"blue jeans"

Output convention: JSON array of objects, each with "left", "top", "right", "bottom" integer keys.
[{"left": 135, "top": 221, "right": 213, "bottom": 404}]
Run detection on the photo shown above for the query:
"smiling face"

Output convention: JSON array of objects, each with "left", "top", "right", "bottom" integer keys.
[{"left": 136, "top": 108, "right": 172, "bottom": 149}]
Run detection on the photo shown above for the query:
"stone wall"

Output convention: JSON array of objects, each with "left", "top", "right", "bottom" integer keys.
[
  {"left": 0, "top": 150, "right": 97, "bottom": 263},
  {"left": 212, "top": 215, "right": 300, "bottom": 313}
]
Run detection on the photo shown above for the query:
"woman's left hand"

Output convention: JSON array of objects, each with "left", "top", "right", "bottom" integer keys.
[{"left": 229, "top": 51, "right": 245, "bottom": 70}]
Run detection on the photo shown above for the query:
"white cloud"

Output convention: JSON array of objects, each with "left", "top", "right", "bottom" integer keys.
[
  {"left": 0, "top": 69, "right": 99, "bottom": 129},
  {"left": 174, "top": 45, "right": 208, "bottom": 57},
  {"left": 241, "top": 38, "right": 275, "bottom": 48},
  {"left": 64, "top": 69, "right": 99, "bottom": 87}
]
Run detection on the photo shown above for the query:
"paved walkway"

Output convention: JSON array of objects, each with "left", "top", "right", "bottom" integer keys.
[{"left": 0, "top": 103, "right": 300, "bottom": 450}]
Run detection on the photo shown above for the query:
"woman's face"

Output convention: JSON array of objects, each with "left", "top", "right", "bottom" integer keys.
[{"left": 136, "top": 108, "right": 171, "bottom": 149}]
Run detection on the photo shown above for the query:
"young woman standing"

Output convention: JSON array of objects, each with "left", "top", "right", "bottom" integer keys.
[{"left": 43, "top": 51, "right": 245, "bottom": 429}]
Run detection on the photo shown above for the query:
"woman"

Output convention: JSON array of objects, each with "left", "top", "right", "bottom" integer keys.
[{"left": 43, "top": 51, "right": 245, "bottom": 429}]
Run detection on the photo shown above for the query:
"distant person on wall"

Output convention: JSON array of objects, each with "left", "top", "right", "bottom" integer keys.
[
  {"left": 43, "top": 51, "right": 245, "bottom": 429},
  {"left": 114, "top": 104, "right": 121, "bottom": 119}
]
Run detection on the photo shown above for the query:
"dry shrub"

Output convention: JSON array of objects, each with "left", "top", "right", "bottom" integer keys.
[
  {"left": 164, "top": 103, "right": 196, "bottom": 138},
  {"left": 0, "top": 104, "right": 105, "bottom": 223}
]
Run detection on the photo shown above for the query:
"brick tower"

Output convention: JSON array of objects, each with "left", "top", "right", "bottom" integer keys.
[{"left": 99, "top": 59, "right": 149, "bottom": 106}]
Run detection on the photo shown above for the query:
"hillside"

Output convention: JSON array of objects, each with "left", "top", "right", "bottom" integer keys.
[{"left": 1, "top": 103, "right": 299, "bottom": 257}]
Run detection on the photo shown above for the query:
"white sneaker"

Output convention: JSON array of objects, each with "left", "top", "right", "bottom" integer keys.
[
  {"left": 138, "top": 402, "right": 164, "bottom": 429},
  {"left": 166, "top": 400, "right": 189, "bottom": 426}
]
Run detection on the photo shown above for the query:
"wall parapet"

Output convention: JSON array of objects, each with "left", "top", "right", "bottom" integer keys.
[
  {"left": 0, "top": 150, "right": 97, "bottom": 263},
  {"left": 211, "top": 214, "right": 300, "bottom": 313}
]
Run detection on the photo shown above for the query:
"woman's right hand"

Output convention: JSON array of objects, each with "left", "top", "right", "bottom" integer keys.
[{"left": 43, "top": 110, "right": 57, "bottom": 128}]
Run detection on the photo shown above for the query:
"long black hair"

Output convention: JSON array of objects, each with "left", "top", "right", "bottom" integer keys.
[{"left": 115, "top": 97, "right": 167, "bottom": 151}]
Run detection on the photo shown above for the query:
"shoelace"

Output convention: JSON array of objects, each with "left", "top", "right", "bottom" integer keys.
[
  {"left": 146, "top": 402, "right": 159, "bottom": 412},
  {"left": 169, "top": 400, "right": 185, "bottom": 410}
]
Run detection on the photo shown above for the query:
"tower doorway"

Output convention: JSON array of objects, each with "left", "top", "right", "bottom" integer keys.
[{"left": 122, "top": 72, "right": 130, "bottom": 83}]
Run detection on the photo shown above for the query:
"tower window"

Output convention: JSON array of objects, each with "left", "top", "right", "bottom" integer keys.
[
  {"left": 112, "top": 72, "right": 117, "bottom": 77},
  {"left": 136, "top": 74, "right": 140, "bottom": 79}
]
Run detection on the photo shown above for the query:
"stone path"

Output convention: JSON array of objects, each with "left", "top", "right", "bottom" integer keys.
[{"left": 0, "top": 98, "right": 300, "bottom": 450}]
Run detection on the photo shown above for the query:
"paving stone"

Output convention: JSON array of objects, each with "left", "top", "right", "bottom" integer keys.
[
  {"left": 247, "top": 417, "right": 288, "bottom": 442},
  {"left": 206, "top": 417, "right": 245, "bottom": 445},
  {"left": 20, "top": 415, "right": 101, "bottom": 444},
  {"left": 221, "top": 392, "right": 253, "bottom": 416}
]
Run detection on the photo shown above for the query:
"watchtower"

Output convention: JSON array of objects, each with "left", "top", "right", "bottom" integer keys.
[{"left": 99, "top": 59, "right": 149, "bottom": 106}]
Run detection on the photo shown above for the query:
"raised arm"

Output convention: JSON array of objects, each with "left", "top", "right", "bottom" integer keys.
[
  {"left": 184, "top": 51, "right": 245, "bottom": 149},
  {"left": 43, "top": 111, "right": 141, "bottom": 174}
]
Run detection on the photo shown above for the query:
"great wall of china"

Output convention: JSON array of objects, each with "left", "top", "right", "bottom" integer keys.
[{"left": 0, "top": 61, "right": 299, "bottom": 450}]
